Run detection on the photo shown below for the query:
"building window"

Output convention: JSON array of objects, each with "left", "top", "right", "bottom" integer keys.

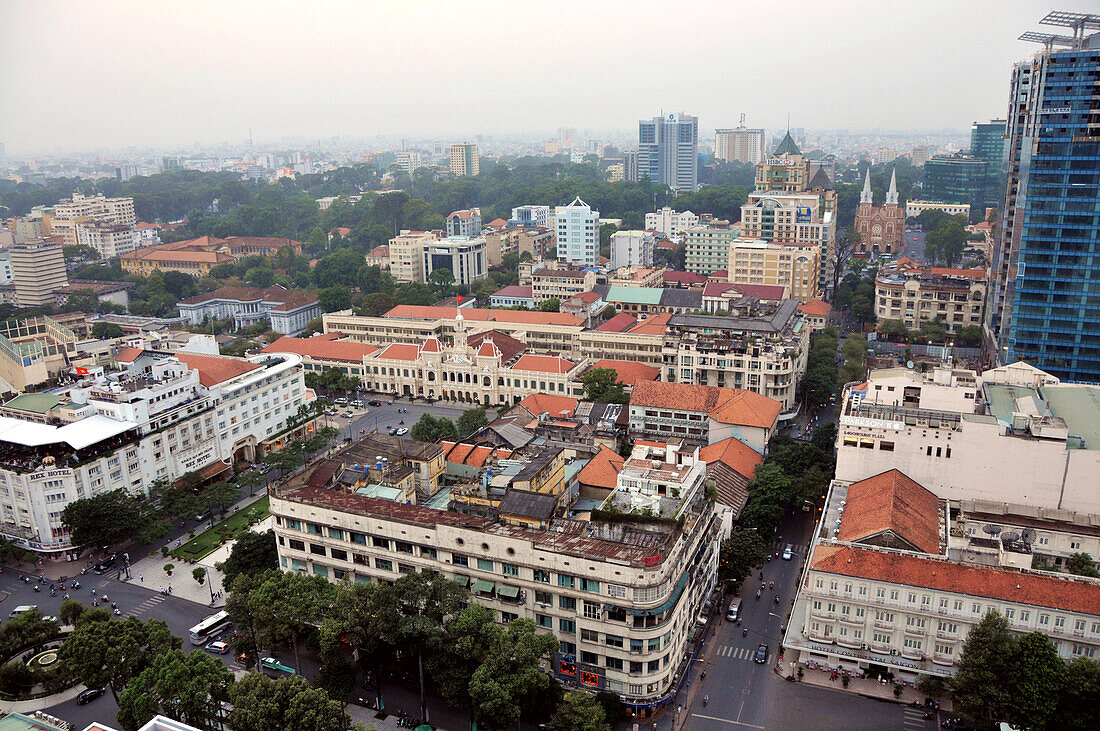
[
  {"left": 560, "top": 596, "right": 577, "bottom": 611},
  {"left": 452, "top": 553, "right": 468, "bottom": 567},
  {"left": 330, "top": 549, "right": 347, "bottom": 562},
  {"left": 605, "top": 634, "right": 624, "bottom": 648},
  {"left": 583, "top": 602, "right": 600, "bottom": 620},
  {"left": 560, "top": 619, "right": 576, "bottom": 634},
  {"left": 533, "top": 569, "right": 551, "bottom": 583},
  {"left": 477, "top": 558, "right": 494, "bottom": 572},
  {"left": 501, "top": 563, "right": 519, "bottom": 576},
  {"left": 535, "top": 590, "right": 552, "bottom": 606},
  {"left": 288, "top": 539, "right": 304, "bottom": 552},
  {"left": 375, "top": 558, "right": 393, "bottom": 572},
  {"left": 581, "top": 578, "right": 600, "bottom": 593},
  {"left": 309, "top": 544, "right": 326, "bottom": 556},
  {"left": 536, "top": 614, "right": 552, "bottom": 628},
  {"left": 581, "top": 629, "right": 599, "bottom": 644},
  {"left": 558, "top": 574, "right": 576, "bottom": 588}
]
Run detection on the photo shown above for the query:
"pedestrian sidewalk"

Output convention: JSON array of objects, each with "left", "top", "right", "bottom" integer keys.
[{"left": 778, "top": 649, "right": 952, "bottom": 712}]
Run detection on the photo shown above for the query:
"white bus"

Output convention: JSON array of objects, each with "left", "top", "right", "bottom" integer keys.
[{"left": 188, "top": 610, "right": 231, "bottom": 646}]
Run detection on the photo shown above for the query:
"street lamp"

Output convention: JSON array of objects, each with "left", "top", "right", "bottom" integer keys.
[{"left": 208, "top": 571, "right": 217, "bottom": 605}]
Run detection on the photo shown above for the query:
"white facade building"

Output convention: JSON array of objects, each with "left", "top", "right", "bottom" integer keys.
[
  {"left": 610, "top": 230, "right": 654, "bottom": 270},
  {"left": 510, "top": 205, "right": 551, "bottom": 228},
  {"left": 714, "top": 127, "right": 766, "bottom": 165},
  {"left": 644, "top": 207, "right": 699, "bottom": 237},
  {"left": 556, "top": 197, "right": 599, "bottom": 267},
  {"left": 76, "top": 222, "right": 139, "bottom": 259}
]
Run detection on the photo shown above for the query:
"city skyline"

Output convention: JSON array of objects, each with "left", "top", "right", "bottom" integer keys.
[{"left": 3, "top": 0, "right": 1098, "bottom": 154}]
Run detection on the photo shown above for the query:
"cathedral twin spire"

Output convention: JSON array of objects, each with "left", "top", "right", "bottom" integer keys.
[{"left": 860, "top": 166, "right": 899, "bottom": 206}]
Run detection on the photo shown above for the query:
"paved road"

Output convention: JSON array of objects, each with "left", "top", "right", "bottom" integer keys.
[
  {"left": 321, "top": 395, "right": 493, "bottom": 442},
  {"left": 905, "top": 229, "right": 926, "bottom": 263}
]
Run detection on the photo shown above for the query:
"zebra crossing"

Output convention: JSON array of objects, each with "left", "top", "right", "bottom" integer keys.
[
  {"left": 714, "top": 645, "right": 755, "bottom": 660},
  {"left": 126, "top": 594, "right": 167, "bottom": 616},
  {"left": 902, "top": 706, "right": 931, "bottom": 727}
]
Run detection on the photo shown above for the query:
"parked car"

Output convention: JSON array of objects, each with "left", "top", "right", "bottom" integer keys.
[
  {"left": 350, "top": 400, "right": 364, "bottom": 408},
  {"left": 94, "top": 554, "right": 117, "bottom": 574},
  {"left": 726, "top": 598, "right": 742, "bottom": 622},
  {"left": 782, "top": 544, "right": 794, "bottom": 560},
  {"left": 387, "top": 427, "right": 397, "bottom": 436},
  {"left": 206, "top": 641, "right": 230, "bottom": 655},
  {"left": 333, "top": 397, "right": 348, "bottom": 405},
  {"left": 754, "top": 643, "right": 769, "bottom": 663},
  {"left": 368, "top": 400, "right": 382, "bottom": 407},
  {"left": 77, "top": 687, "right": 105, "bottom": 705},
  {"left": 395, "top": 427, "right": 409, "bottom": 436}
]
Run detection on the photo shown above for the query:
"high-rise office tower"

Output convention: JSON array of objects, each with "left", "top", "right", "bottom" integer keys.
[
  {"left": 987, "top": 11, "right": 1100, "bottom": 382},
  {"left": 449, "top": 143, "right": 479, "bottom": 177},
  {"left": 555, "top": 197, "right": 599, "bottom": 267},
  {"left": 969, "top": 119, "right": 1007, "bottom": 211},
  {"left": 11, "top": 238, "right": 68, "bottom": 307},
  {"left": 638, "top": 113, "right": 699, "bottom": 191},
  {"left": 715, "top": 126, "right": 766, "bottom": 165}
]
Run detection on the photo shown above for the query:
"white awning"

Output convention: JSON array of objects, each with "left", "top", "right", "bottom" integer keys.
[{"left": 0, "top": 414, "right": 138, "bottom": 450}]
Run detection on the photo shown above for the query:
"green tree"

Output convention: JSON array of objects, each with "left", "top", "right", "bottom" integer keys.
[
  {"left": 247, "top": 570, "right": 336, "bottom": 675},
  {"left": 0, "top": 608, "right": 60, "bottom": 659},
  {"left": 219, "top": 529, "right": 278, "bottom": 586},
  {"left": 926, "top": 218, "right": 968, "bottom": 267},
  {"left": 227, "top": 674, "right": 347, "bottom": 731},
  {"left": 549, "top": 690, "right": 611, "bottom": 731},
  {"left": 92, "top": 322, "right": 125, "bottom": 339},
  {"left": 314, "top": 658, "right": 358, "bottom": 711},
  {"left": 237, "top": 468, "right": 266, "bottom": 497},
  {"left": 718, "top": 528, "right": 768, "bottom": 588},
  {"left": 1066, "top": 552, "right": 1100, "bottom": 578},
  {"left": 579, "top": 367, "right": 628, "bottom": 404},
  {"left": 62, "top": 489, "right": 152, "bottom": 550},
  {"left": 410, "top": 413, "right": 458, "bottom": 443},
  {"left": 359, "top": 292, "right": 397, "bottom": 316},
  {"left": 244, "top": 266, "right": 275, "bottom": 288},
  {"left": 263, "top": 442, "right": 306, "bottom": 479},
  {"left": 63, "top": 244, "right": 101, "bottom": 261},
  {"left": 539, "top": 297, "right": 561, "bottom": 312},
  {"left": 427, "top": 267, "right": 455, "bottom": 292},
  {"left": 116, "top": 648, "right": 233, "bottom": 731},
  {"left": 318, "top": 286, "right": 352, "bottom": 312},
  {"left": 456, "top": 407, "right": 489, "bottom": 438},
  {"left": 58, "top": 598, "right": 85, "bottom": 626},
  {"left": 58, "top": 613, "right": 181, "bottom": 703},
  {"left": 1004, "top": 632, "right": 1065, "bottom": 731},
  {"left": 468, "top": 618, "right": 558, "bottom": 727},
  {"left": 950, "top": 609, "right": 1015, "bottom": 728},
  {"left": 954, "top": 324, "right": 984, "bottom": 346},
  {"left": 1057, "top": 656, "right": 1100, "bottom": 729},
  {"left": 299, "top": 316, "right": 324, "bottom": 336},
  {"left": 877, "top": 319, "right": 909, "bottom": 340},
  {"left": 426, "top": 603, "right": 501, "bottom": 710}
]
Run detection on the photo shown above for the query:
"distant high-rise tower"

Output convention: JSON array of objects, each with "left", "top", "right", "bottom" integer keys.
[
  {"left": 556, "top": 197, "right": 599, "bottom": 267},
  {"left": 987, "top": 11, "right": 1100, "bottom": 382},
  {"left": 969, "top": 119, "right": 1007, "bottom": 211},
  {"left": 638, "top": 113, "right": 699, "bottom": 191},
  {"left": 449, "top": 143, "right": 479, "bottom": 177},
  {"left": 715, "top": 126, "right": 766, "bottom": 165}
]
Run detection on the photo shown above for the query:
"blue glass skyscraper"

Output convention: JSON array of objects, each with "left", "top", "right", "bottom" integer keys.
[{"left": 987, "top": 12, "right": 1100, "bottom": 382}]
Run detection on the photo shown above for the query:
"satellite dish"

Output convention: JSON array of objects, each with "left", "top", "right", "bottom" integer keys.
[
  {"left": 1021, "top": 528, "right": 1037, "bottom": 544},
  {"left": 906, "top": 360, "right": 915, "bottom": 369},
  {"left": 982, "top": 524, "right": 1002, "bottom": 536},
  {"left": 1000, "top": 531, "right": 1020, "bottom": 542}
]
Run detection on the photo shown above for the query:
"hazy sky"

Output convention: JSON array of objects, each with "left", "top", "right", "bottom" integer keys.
[{"left": 2, "top": 0, "right": 1097, "bottom": 154}]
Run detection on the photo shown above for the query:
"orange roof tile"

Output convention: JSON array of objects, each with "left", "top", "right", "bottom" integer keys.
[
  {"left": 798, "top": 300, "right": 832, "bottom": 317},
  {"left": 375, "top": 343, "right": 422, "bottom": 361},
  {"left": 367, "top": 245, "right": 389, "bottom": 257},
  {"left": 113, "top": 347, "right": 144, "bottom": 363},
  {"left": 628, "top": 312, "right": 671, "bottom": 336},
  {"left": 577, "top": 444, "right": 625, "bottom": 491},
  {"left": 812, "top": 544, "right": 1100, "bottom": 616},
  {"left": 631, "top": 382, "right": 781, "bottom": 429},
  {"left": 262, "top": 336, "right": 377, "bottom": 363},
  {"left": 488, "top": 218, "right": 508, "bottom": 228},
  {"left": 512, "top": 354, "right": 575, "bottom": 374},
  {"left": 519, "top": 393, "right": 578, "bottom": 418},
  {"left": 590, "top": 359, "right": 661, "bottom": 387},
  {"left": 445, "top": 442, "right": 475, "bottom": 465},
  {"left": 838, "top": 470, "right": 941, "bottom": 554},
  {"left": 928, "top": 267, "right": 986, "bottom": 280},
  {"left": 385, "top": 305, "right": 583, "bottom": 327},
  {"left": 421, "top": 337, "right": 442, "bottom": 353},
  {"left": 596, "top": 313, "right": 637, "bottom": 332},
  {"left": 699, "top": 437, "right": 763, "bottom": 480},
  {"left": 477, "top": 340, "right": 501, "bottom": 358},
  {"left": 174, "top": 352, "right": 261, "bottom": 387}
]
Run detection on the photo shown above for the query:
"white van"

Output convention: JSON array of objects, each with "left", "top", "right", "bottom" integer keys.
[
  {"left": 9, "top": 605, "right": 37, "bottom": 618},
  {"left": 726, "top": 598, "right": 742, "bottom": 622}
]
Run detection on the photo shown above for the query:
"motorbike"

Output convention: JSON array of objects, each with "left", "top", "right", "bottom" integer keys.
[
  {"left": 49, "top": 590, "right": 56, "bottom": 597},
  {"left": 775, "top": 595, "right": 780, "bottom": 605},
  {"left": 755, "top": 589, "right": 761, "bottom": 599},
  {"left": 32, "top": 585, "right": 40, "bottom": 593},
  {"left": 703, "top": 695, "right": 709, "bottom": 707},
  {"left": 71, "top": 581, "right": 80, "bottom": 589},
  {"left": 742, "top": 628, "right": 748, "bottom": 637}
]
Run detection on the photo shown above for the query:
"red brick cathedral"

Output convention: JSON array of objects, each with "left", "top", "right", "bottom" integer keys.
[{"left": 854, "top": 167, "right": 905, "bottom": 255}]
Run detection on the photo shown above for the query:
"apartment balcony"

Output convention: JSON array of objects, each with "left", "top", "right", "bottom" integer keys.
[
  {"left": 901, "top": 648, "right": 924, "bottom": 662},
  {"left": 935, "top": 630, "right": 957, "bottom": 640},
  {"left": 839, "top": 615, "right": 863, "bottom": 627},
  {"left": 869, "top": 641, "right": 892, "bottom": 654},
  {"left": 873, "top": 620, "right": 894, "bottom": 631},
  {"left": 808, "top": 630, "right": 832, "bottom": 643},
  {"left": 903, "top": 626, "right": 926, "bottom": 637},
  {"left": 836, "top": 637, "right": 863, "bottom": 650},
  {"left": 932, "top": 653, "right": 954, "bottom": 666}
]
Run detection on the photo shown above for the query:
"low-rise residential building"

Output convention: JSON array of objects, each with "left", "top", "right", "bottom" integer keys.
[
  {"left": 54, "top": 280, "right": 132, "bottom": 310},
  {"left": 644, "top": 207, "right": 699, "bottom": 237},
  {"left": 700, "top": 282, "right": 786, "bottom": 313},
  {"left": 610, "top": 230, "right": 655, "bottom": 270},
  {"left": 177, "top": 285, "right": 322, "bottom": 335},
  {"left": 874, "top": 260, "right": 986, "bottom": 333},
  {"left": 485, "top": 227, "right": 554, "bottom": 262},
  {"left": 527, "top": 266, "right": 599, "bottom": 304},
  {"left": 904, "top": 201, "right": 971, "bottom": 219},
  {"left": 510, "top": 205, "right": 551, "bottom": 229},
  {"left": 661, "top": 301, "right": 811, "bottom": 411},
  {"left": 797, "top": 300, "right": 832, "bottom": 330},
  {"left": 784, "top": 469, "right": 1100, "bottom": 682},
  {"left": 446, "top": 209, "right": 482, "bottom": 238},
  {"left": 0, "top": 316, "right": 80, "bottom": 393},
  {"left": 727, "top": 239, "right": 821, "bottom": 302},
  {"left": 835, "top": 364, "right": 1100, "bottom": 515},
  {"left": 365, "top": 245, "right": 389, "bottom": 270},
  {"left": 560, "top": 292, "right": 605, "bottom": 326},
  {"left": 75, "top": 222, "right": 139, "bottom": 259},
  {"left": 600, "top": 286, "right": 702, "bottom": 316},
  {"left": 628, "top": 380, "right": 781, "bottom": 451},
  {"left": 683, "top": 221, "right": 738, "bottom": 275},
  {"left": 270, "top": 437, "right": 720, "bottom": 712},
  {"left": 607, "top": 266, "right": 664, "bottom": 289},
  {"left": 490, "top": 286, "right": 535, "bottom": 309}
]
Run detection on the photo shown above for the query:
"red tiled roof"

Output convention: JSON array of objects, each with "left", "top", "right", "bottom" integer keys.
[
  {"left": 421, "top": 337, "right": 442, "bottom": 353},
  {"left": 699, "top": 437, "right": 764, "bottom": 479},
  {"left": 798, "top": 300, "right": 832, "bottom": 317},
  {"left": 174, "top": 352, "right": 261, "bottom": 387},
  {"left": 492, "top": 285, "right": 533, "bottom": 299},
  {"left": 709, "top": 269, "right": 729, "bottom": 279},
  {"left": 449, "top": 209, "right": 477, "bottom": 219},
  {"left": 577, "top": 444, "right": 624, "bottom": 491},
  {"left": 628, "top": 312, "right": 671, "bottom": 336},
  {"left": 375, "top": 343, "right": 421, "bottom": 361},
  {"left": 476, "top": 340, "right": 500, "bottom": 358},
  {"left": 113, "top": 347, "right": 144, "bottom": 363},
  {"left": 590, "top": 359, "right": 661, "bottom": 387},
  {"left": 443, "top": 442, "right": 475, "bottom": 465},
  {"left": 511, "top": 354, "right": 574, "bottom": 374},
  {"left": 519, "top": 393, "right": 578, "bottom": 418},
  {"left": 468, "top": 330, "right": 526, "bottom": 362},
  {"left": 838, "top": 470, "right": 941, "bottom": 554},
  {"left": 596, "top": 313, "right": 637, "bottom": 332},
  {"left": 663, "top": 271, "right": 708, "bottom": 285},
  {"left": 441, "top": 442, "right": 513, "bottom": 468},
  {"left": 367, "top": 245, "right": 389, "bottom": 258},
  {"left": 570, "top": 291, "right": 603, "bottom": 303},
  {"left": 928, "top": 267, "right": 986, "bottom": 280},
  {"left": 488, "top": 218, "right": 508, "bottom": 229},
  {"left": 631, "top": 382, "right": 781, "bottom": 429},
  {"left": 385, "top": 305, "right": 583, "bottom": 327},
  {"left": 812, "top": 544, "right": 1100, "bottom": 617},
  {"left": 262, "top": 336, "right": 377, "bottom": 363}
]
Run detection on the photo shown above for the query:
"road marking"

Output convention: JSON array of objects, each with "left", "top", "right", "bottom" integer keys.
[
  {"left": 690, "top": 713, "right": 764, "bottom": 728},
  {"left": 903, "top": 721, "right": 924, "bottom": 727}
]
